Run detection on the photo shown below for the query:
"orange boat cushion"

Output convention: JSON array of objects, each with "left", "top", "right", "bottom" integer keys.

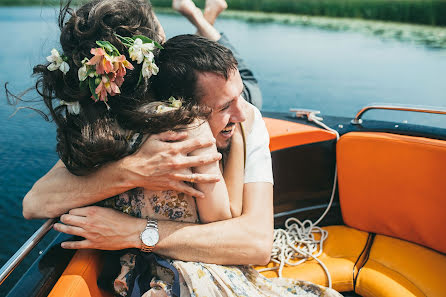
[
  {"left": 48, "top": 249, "right": 112, "bottom": 297},
  {"left": 263, "top": 117, "right": 336, "bottom": 152},
  {"left": 255, "top": 225, "right": 369, "bottom": 292},
  {"left": 355, "top": 234, "right": 446, "bottom": 297},
  {"left": 337, "top": 132, "right": 446, "bottom": 254}
]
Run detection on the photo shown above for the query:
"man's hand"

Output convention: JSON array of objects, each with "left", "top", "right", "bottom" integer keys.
[
  {"left": 54, "top": 206, "right": 145, "bottom": 250},
  {"left": 120, "top": 131, "right": 222, "bottom": 199},
  {"left": 22, "top": 130, "right": 222, "bottom": 219}
]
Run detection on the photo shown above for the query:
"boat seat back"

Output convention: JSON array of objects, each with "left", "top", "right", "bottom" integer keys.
[{"left": 337, "top": 132, "right": 446, "bottom": 254}]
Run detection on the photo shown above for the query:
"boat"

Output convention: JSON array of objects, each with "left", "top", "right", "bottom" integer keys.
[{"left": 1, "top": 104, "right": 445, "bottom": 297}]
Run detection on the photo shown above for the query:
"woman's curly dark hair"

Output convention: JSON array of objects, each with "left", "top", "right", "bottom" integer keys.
[{"left": 26, "top": 0, "right": 209, "bottom": 175}]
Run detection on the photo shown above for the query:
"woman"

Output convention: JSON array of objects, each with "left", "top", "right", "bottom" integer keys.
[{"left": 28, "top": 0, "right": 342, "bottom": 296}]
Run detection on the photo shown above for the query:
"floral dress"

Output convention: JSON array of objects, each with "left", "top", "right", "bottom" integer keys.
[{"left": 100, "top": 188, "right": 342, "bottom": 297}]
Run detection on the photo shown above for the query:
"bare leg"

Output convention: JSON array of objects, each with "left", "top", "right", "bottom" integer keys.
[
  {"left": 172, "top": 0, "right": 221, "bottom": 41},
  {"left": 204, "top": 0, "right": 227, "bottom": 25}
]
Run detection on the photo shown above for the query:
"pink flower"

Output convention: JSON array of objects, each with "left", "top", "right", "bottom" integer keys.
[
  {"left": 87, "top": 48, "right": 113, "bottom": 74},
  {"left": 105, "top": 74, "right": 120, "bottom": 96},
  {"left": 94, "top": 74, "right": 121, "bottom": 102},
  {"left": 113, "top": 55, "right": 134, "bottom": 87}
]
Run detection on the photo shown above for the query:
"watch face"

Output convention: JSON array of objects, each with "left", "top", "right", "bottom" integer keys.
[{"left": 141, "top": 228, "right": 159, "bottom": 246}]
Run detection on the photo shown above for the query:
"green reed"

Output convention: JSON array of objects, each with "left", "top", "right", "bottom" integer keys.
[{"left": 1, "top": 0, "right": 445, "bottom": 27}]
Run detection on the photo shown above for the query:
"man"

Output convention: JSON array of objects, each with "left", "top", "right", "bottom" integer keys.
[{"left": 23, "top": 2, "right": 273, "bottom": 266}]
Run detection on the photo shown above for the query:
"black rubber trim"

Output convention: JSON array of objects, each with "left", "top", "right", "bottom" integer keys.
[
  {"left": 352, "top": 233, "right": 376, "bottom": 292},
  {"left": 262, "top": 111, "right": 446, "bottom": 141}
]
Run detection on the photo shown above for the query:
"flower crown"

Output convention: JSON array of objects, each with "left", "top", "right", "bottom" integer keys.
[{"left": 47, "top": 34, "right": 163, "bottom": 112}]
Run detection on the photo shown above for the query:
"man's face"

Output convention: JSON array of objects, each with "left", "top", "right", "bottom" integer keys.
[{"left": 197, "top": 69, "right": 246, "bottom": 150}]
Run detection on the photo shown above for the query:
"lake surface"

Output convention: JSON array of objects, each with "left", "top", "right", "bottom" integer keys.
[{"left": 0, "top": 6, "right": 445, "bottom": 293}]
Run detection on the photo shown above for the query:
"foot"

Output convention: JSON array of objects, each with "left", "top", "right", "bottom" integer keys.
[
  {"left": 173, "top": 0, "right": 221, "bottom": 41},
  {"left": 172, "top": 0, "right": 201, "bottom": 18},
  {"left": 204, "top": 0, "right": 227, "bottom": 25}
]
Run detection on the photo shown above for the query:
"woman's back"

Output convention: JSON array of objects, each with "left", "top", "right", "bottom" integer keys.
[{"left": 101, "top": 188, "right": 199, "bottom": 223}]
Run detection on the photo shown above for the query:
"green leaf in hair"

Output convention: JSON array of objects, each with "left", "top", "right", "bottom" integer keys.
[{"left": 88, "top": 78, "right": 99, "bottom": 101}]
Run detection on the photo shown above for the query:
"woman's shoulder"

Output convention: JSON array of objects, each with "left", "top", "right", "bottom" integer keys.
[{"left": 186, "top": 119, "right": 213, "bottom": 138}]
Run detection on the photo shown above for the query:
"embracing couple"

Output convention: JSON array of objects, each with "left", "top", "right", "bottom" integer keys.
[{"left": 22, "top": 0, "right": 341, "bottom": 296}]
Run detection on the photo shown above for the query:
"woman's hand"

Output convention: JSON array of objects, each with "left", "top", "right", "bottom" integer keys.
[{"left": 54, "top": 206, "right": 145, "bottom": 250}]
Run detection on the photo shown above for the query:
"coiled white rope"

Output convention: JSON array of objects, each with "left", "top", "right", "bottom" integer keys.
[{"left": 258, "top": 112, "right": 340, "bottom": 289}]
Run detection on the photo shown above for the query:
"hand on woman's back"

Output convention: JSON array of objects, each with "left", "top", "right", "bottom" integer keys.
[{"left": 120, "top": 129, "right": 222, "bottom": 199}]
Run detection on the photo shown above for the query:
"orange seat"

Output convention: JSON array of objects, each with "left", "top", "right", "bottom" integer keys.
[
  {"left": 48, "top": 249, "right": 112, "bottom": 297},
  {"left": 260, "top": 131, "right": 446, "bottom": 295},
  {"left": 256, "top": 225, "right": 369, "bottom": 292},
  {"left": 355, "top": 234, "right": 446, "bottom": 297},
  {"left": 337, "top": 132, "right": 446, "bottom": 254},
  {"left": 336, "top": 132, "right": 446, "bottom": 296}
]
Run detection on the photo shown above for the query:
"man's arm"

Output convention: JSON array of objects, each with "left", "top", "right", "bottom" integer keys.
[
  {"left": 155, "top": 182, "right": 273, "bottom": 264},
  {"left": 23, "top": 131, "right": 222, "bottom": 219},
  {"left": 55, "top": 181, "right": 273, "bottom": 265},
  {"left": 23, "top": 159, "right": 129, "bottom": 219},
  {"left": 55, "top": 105, "right": 274, "bottom": 265}
]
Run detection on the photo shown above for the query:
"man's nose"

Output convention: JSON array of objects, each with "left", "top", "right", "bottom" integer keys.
[{"left": 231, "top": 96, "right": 246, "bottom": 123}]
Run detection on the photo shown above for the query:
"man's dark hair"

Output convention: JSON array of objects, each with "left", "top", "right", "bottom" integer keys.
[{"left": 152, "top": 34, "right": 238, "bottom": 103}]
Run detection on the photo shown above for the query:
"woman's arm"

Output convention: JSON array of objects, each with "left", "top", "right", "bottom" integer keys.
[
  {"left": 222, "top": 123, "right": 244, "bottom": 217},
  {"left": 56, "top": 182, "right": 274, "bottom": 265},
  {"left": 188, "top": 120, "right": 232, "bottom": 223}
]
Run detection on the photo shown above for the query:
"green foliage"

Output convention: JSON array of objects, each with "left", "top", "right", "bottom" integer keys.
[
  {"left": 3, "top": 0, "right": 446, "bottom": 26},
  {"left": 0, "top": 0, "right": 87, "bottom": 6},
  {"left": 150, "top": 0, "right": 446, "bottom": 26}
]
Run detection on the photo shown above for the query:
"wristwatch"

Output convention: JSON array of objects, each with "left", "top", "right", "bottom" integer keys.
[{"left": 140, "top": 218, "right": 159, "bottom": 252}]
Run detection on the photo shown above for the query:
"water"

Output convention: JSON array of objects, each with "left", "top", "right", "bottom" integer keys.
[{"left": 0, "top": 6, "right": 445, "bottom": 293}]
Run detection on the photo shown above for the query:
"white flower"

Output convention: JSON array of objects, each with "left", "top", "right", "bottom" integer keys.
[
  {"left": 129, "top": 38, "right": 156, "bottom": 64},
  {"left": 78, "top": 58, "right": 89, "bottom": 81},
  {"left": 59, "top": 61, "right": 70, "bottom": 75},
  {"left": 142, "top": 57, "right": 159, "bottom": 78},
  {"left": 156, "top": 105, "right": 176, "bottom": 114},
  {"left": 78, "top": 64, "right": 88, "bottom": 81},
  {"left": 60, "top": 100, "right": 80, "bottom": 115},
  {"left": 47, "top": 48, "right": 61, "bottom": 64},
  {"left": 46, "top": 48, "right": 70, "bottom": 74}
]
